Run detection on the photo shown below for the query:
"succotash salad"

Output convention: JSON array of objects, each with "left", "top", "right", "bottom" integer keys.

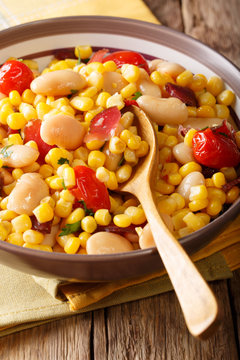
[{"left": 0, "top": 45, "right": 239, "bottom": 255}]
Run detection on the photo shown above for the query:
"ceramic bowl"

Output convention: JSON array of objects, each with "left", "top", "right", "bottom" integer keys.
[{"left": 0, "top": 16, "right": 239, "bottom": 281}]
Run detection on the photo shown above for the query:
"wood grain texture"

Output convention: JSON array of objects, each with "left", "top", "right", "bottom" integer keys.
[{"left": 228, "top": 270, "right": 240, "bottom": 355}]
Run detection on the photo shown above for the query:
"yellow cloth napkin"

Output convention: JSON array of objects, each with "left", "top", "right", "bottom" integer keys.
[{"left": 0, "top": 0, "right": 239, "bottom": 338}]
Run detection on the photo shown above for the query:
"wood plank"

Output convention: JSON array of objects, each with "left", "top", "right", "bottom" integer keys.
[
  {"left": 105, "top": 280, "right": 238, "bottom": 359},
  {"left": 93, "top": 309, "right": 108, "bottom": 360},
  {"left": 228, "top": 269, "right": 240, "bottom": 353},
  {"left": 0, "top": 313, "right": 92, "bottom": 360},
  {"left": 182, "top": 0, "right": 240, "bottom": 67},
  {"left": 143, "top": 0, "right": 183, "bottom": 31}
]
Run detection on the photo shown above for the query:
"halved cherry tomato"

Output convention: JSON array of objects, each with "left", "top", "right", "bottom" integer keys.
[
  {"left": 0, "top": 60, "right": 34, "bottom": 95},
  {"left": 23, "top": 119, "right": 55, "bottom": 164},
  {"left": 84, "top": 106, "right": 121, "bottom": 143},
  {"left": 71, "top": 166, "right": 111, "bottom": 212},
  {"left": 124, "top": 99, "right": 139, "bottom": 107},
  {"left": 88, "top": 49, "right": 109, "bottom": 63},
  {"left": 102, "top": 50, "right": 150, "bottom": 73},
  {"left": 192, "top": 121, "right": 240, "bottom": 169}
]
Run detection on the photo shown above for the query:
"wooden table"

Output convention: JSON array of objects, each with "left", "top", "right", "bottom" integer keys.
[{"left": 1, "top": 1, "right": 240, "bottom": 358}]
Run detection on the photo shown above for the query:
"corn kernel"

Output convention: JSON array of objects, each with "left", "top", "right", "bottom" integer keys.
[
  {"left": 220, "top": 167, "right": 237, "bottom": 181},
  {"left": 81, "top": 216, "right": 97, "bottom": 233},
  {"left": 23, "top": 229, "right": 44, "bottom": 244},
  {"left": 7, "top": 112, "right": 27, "bottom": 130},
  {"left": 120, "top": 83, "right": 137, "bottom": 98},
  {"left": 120, "top": 111, "right": 134, "bottom": 129},
  {"left": 0, "top": 104, "right": 14, "bottom": 125},
  {"left": 187, "top": 106, "right": 197, "bottom": 117},
  {"left": 7, "top": 232, "right": 24, "bottom": 246},
  {"left": 95, "top": 91, "right": 111, "bottom": 107},
  {"left": 46, "top": 148, "right": 73, "bottom": 169},
  {"left": 106, "top": 93, "right": 124, "bottom": 110},
  {"left": 179, "top": 162, "right": 202, "bottom": 177},
  {"left": 66, "top": 208, "right": 85, "bottom": 224},
  {"left": 86, "top": 62, "right": 104, "bottom": 75},
  {"left": 212, "top": 172, "right": 226, "bottom": 188},
  {"left": 165, "top": 135, "right": 178, "bottom": 147},
  {"left": 157, "top": 197, "right": 177, "bottom": 215},
  {"left": 205, "top": 178, "right": 214, "bottom": 187},
  {"left": 0, "top": 197, "right": 8, "bottom": 210},
  {"left": 154, "top": 179, "right": 175, "bottom": 195},
  {"left": 33, "top": 94, "right": 46, "bottom": 107},
  {"left": 189, "top": 74, "right": 207, "bottom": 92},
  {"left": 12, "top": 214, "right": 32, "bottom": 232},
  {"left": 109, "top": 136, "right": 126, "bottom": 154},
  {"left": 64, "top": 236, "right": 81, "bottom": 254},
  {"left": 124, "top": 206, "right": 146, "bottom": 225},
  {"left": 40, "top": 196, "right": 55, "bottom": 208},
  {"left": 226, "top": 186, "right": 240, "bottom": 203},
  {"left": 39, "top": 164, "right": 53, "bottom": 178},
  {"left": 94, "top": 209, "right": 112, "bottom": 226},
  {"left": 22, "top": 162, "right": 40, "bottom": 173},
  {"left": 206, "top": 76, "right": 224, "bottom": 96},
  {"left": 49, "top": 176, "right": 64, "bottom": 190},
  {"left": 0, "top": 223, "right": 9, "bottom": 240},
  {"left": 87, "top": 71, "right": 104, "bottom": 90},
  {"left": 176, "top": 70, "right": 193, "bottom": 86},
  {"left": 206, "top": 199, "right": 222, "bottom": 216},
  {"left": 162, "top": 162, "right": 179, "bottom": 176},
  {"left": 74, "top": 45, "right": 92, "bottom": 60},
  {"left": 172, "top": 208, "right": 190, "bottom": 231},
  {"left": 73, "top": 146, "right": 89, "bottom": 161},
  {"left": 23, "top": 243, "right": 53, "bottom": 252},
  {"left": 33, "top": 203, "right": 54, "bottom": 223},
  {"left": 207, "top": 187, "right": 226, "bottom": 204},
  {"left": 183, "top": 211, "right": 205, "bottom": 231},
  {"left": 106, "top": 171, "right": 118, "bottom": 190},
  {"left": 135, "top": 141, "right": 149, "bottom": 157},
  {"left": 189, "top": 185, "right": 208, "bottom": 201},
  {"left": 124, "top": 148, "right": 137, "bottom": 164},
  {"left": 24, "top": 140, "right": 38, "bottom": 150},
  {"left": 113, "top": 214, "right": 131, "bottom": 227},
  {"left": 169, "top": 193, "right": 185, "bottom": 210},
  {"left": 21, "top": 89, "right": 35, "bottom": 104},
  {"left": 9, "top": 90, "right": 21, "bottom": 106},
  {"left": 214, "top": 104, "right": 230, "bottom": 119},
  {"left": 36, "top": 102, "right": 52, "bottom": 120},
  {"left": 184, "top": 128, "right": 197, "bottom": 147},
  {"left": 217, "top": 90, "right": 235, "bottom": 106},
  {"left": 116, "top": 164, "right": 132, "bottom": 183},
  {"left": 0, "top": 210, "right": 17, "bottom": 221},
  {"left": 63, "top": 167, "right": 76, "bottom": 187},
  {"left": 8, "top": 133, "right": 23, "bottom": 145},
  {"left": 88, "top": 150, "right": 106, "bottom": 169},
  {"left": 196, "top": 105, "right": 216, "bottom": 118},
  {"left": 198, "top": 91, "right": 216, "bottom": 107},
  {"left": 3, "top": 182, "right": 16, "bottom": 196},
  {"left": 188, "top": 198, "right": 208, "bottom": 212},
  {"left": 121, "top": 64, "right": 140, "bottom": 83},
  {"left": 85, "top": 139, "right": 105, "bottom": 150},
  {"left": 96, "top": 166, "right": 110, "bottom": 183},
  {"left": 162, "top": 124, "right": 178, "bottom": 136},
  {"left": 78, "top": 231, "right": 91, "bottom": 248},
  {"left": 150, "top": 71, "right": 167, "bottom": 86},
  {"left": 103, "top": 60, "right": 117, "bottom": 72},
  {"left": 59, "top": 189, "right": 75, "bottom": 203},
  {"left": 167, "top": 173, "right": 182, "bottom": 186},
  {"left": 70, "top": 96, "right": 94, "bottom": 111},
  {"left": 159, "top": 147, "right": 172, "bottom": 163},
  {"left": 55, "top": 199, "right": 72, "bottom": 218}
]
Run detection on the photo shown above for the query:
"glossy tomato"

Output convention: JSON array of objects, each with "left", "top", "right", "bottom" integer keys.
[
  {"left": 0, "top": 60, "right": 34, "bottom": 95},
  {"left": 71, "top": 166, "right": 111, "bottom": 212},
  {"left": 84, "top": 106, "right": 121, "bottom": 143},
  {"left": 192, "top": 122, "right": 240, "bottom": 169},
  {"left": 88, "top": 48, "right": 109, "bottom": 63},
  {"left": 23, "top": 119, "right": 55, "bottom": 164},
  {"left": 102, "top": 50, "right": 150, "bottom": 73}
]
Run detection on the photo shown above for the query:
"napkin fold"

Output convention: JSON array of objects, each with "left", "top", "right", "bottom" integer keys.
[{"left": 0, "top": 0, "right": 239, "bottom": 339}]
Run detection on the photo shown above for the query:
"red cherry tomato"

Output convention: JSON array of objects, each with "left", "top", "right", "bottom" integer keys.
[
  {"left": 0, "top": 60, "right": 34, "bottom": 95},
  {"left": 84, "top": 106, "right": 121, "bottom": 143},
  {"left": 23, "top": 119, "right": 55, "bottom": 164},
  {"left": 192, "top": 122, "right": 240, "bottom": 169},
  {"left": 102, "top": 50, "right": 150, "bottom": 73},
  {"left": 71, "top": 166, "right": 111, "bottom": 212}
]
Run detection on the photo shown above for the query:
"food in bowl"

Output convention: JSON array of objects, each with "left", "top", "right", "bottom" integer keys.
[{"left": 0, "top": 45, "right": 239, "bottom": 256}]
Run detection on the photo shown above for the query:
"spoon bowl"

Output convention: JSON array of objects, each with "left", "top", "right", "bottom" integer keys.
[{"left": 120, "top": 106, "right": 219, "bottom": 338}]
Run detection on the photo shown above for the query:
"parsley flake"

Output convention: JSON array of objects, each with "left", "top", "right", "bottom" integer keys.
[
  {"left": 70, "top": 89, "right": 78, "bottom": 94},
  {"left": 132, "top": 91, "right": 142, "bottom": 100},
  {"left": 78, "top": 200, "right": 94, "bottom": 216},
  {"left": 58, "top": 157, "right": 70, "bottom": 165},
  {"left": 59, "top": 221, "right": 81, "bottom": 236},
  {"left": 0, "top": 145, "right": 13, "bottom": 158},
  {"left": 76, "top": 48, "right": 81, "bottom": 65},
  {"left": 218, "top": 132, "right": 229, "bottom": 138},
  {"left": 62, "top": 179, "right": 67, "bottom": 190},
  {"left": 200, "top": 126, "right": 209, "bottom": 131},
  {"left": 118, "top": 156, "right": 124, "bottom": 166}
]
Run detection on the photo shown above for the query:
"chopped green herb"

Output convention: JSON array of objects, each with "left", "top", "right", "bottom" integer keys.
[
  {"left": 118, "top": 156, "right": 124, "bottom": 166},
  {"left": 70, "top": 89, "right": 78, "bottom": 94},
  {"left": 78, "top": 200, "right": 94, "bottom": 216},
  {"left": 59, "top": 221, "right": 81, "bottom": 236},
  {"left": 62, "top": 179, "right": 67, "bottom": 190},
  {"left": 218, "top": 132, "right": 229, "bottom": 138},
  {"left": 0, "top": 145, "right": 13, "bottom": 158},
  {"left": 17, "top": 58, "right": 23, "bottom": 62},
  {"left": 132, "top": 91, "right": 142, "bottom": 100},
  {"left": 200, "top": 126, "right": 209, "bottom": 131},
  {"left": 58, "top": 157, "right": 70, "bottom": 165},
  {"left": 76, "top": 48, "right": 81, "bottom": 65}
]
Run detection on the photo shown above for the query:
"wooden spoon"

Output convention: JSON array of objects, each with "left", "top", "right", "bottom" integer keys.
[{"left": 120, "top": 106, "right": 219, "bottom": 338}]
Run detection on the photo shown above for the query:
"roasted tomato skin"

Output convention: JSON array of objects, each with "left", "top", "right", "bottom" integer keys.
[
  {"left": 192, "top": 124, "right": 240, "bottom": 169},
  {"left": 71, "top": 166, "right": 111, "bottom": 213},
  {"left": 102, "top": 50, "right": 150, "bottom": 73},
  {"left": 0, "top": 60, "right": 34, "bottom": 95}
]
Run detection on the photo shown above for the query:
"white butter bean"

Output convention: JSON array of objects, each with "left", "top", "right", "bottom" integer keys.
[
  {"left": 137, "top": 69, "right": 161, "bottom": 97},
  {"left": 41, "top": 225, "right": 59, "bottom": 247},
  {"left": 0, "top": 145, "right": 39, "bottom": 168},
  {"left": 30, "top": 69, "right": 87, "bottom": 96},
  {"left": 86, "top": 232, "right": 134, "bottom": 254},
  {"left": 103, "top": 71, "right": 128, "bottom": 95},
  {"left": 148, "top": 59, "right": 164, "bottom": 73},
  {"left": 139, "top": 223, "right": 155, "bottom": 249},
  {"left": 7, "top": 173, "right": 49, "bottom": 215},
  {"left": 40, "top": 114, "right": 85, "bottom": 150},
  {"left": 183, "top": 117, "right": 223, "bottom": 130},
  {"left": 176, "top": 171, "right": 205, "bottom": 201},
  {"left": 103, "top": 143, "right": 122, "bottom": 171},
  {"left": 137, "top": 95, "right": 188, "bottom": 125},
  {"left": 173, "top": 142, "right": 195, "bottom": 164},
  {"left": 156, "top": 61, "right": 185, "bottom": 79}
]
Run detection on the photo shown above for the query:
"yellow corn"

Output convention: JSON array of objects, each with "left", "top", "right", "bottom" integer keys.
[
  {"left": 0, "top": 210, "right": 17, "bottom": 221},
  {"left": 121, "top": 64, "right": 140, "bottom": 83},
  {"left": 86, "top": 62, "right": 105, "bottom": 75},
  {"left": 84, "top": 106, "right": 104, "bottom": 123},
  {"left": 85, "top": 139, "right": 105, "bottom": 151},
  {"left": 154, "top": 179, "right": 175, "bottom": 195},
  {"left": 70, "top": 96, "right": 94, "bottom": 111},
  {"left": 113, "top": 214, "right": 131, "bottom": 228},
  {"left": 63, "top": 167, "right": 76, "bottom": 187},
  {"left": 158, "top": 147, "right": 172, "bottom": 163},
  {"left": 66, "top": 208, "right": 85, "bottom": 224},
  {"left": 11, "top": 214, "right": 32, "bottom": 232},
  {"left": 183, "top": 211, "right": 205, "bottom": 231},
  {"left": 116, "top": 164, "right": 132, "bottom": 183},
  {"left": 167, "top": 173, "right": 182, "bottom": 186},
  {"left": 54, "top": 199, "right": 72, "bottom": 218},
  {"left": 88, "top": 150, "right": 106, "bottom": 169},
  {"left": 217, "top": 89, "right": 235, "bottom": 106},
  {"left": 124, "top": 148, "right": 137, "bottom": 164},
  {"left": 21, "top": 89, "right": 36, "bottom": 104},
  {"left": 94, "top": 209, "right": 112, "bottom": 226},
  {"left": 109, "top": 136, "right": 126, "bottom": 154},
  {"left": 206, "top": 199, "right": 222, "bottom": 216},
  {"left": 169, "top": 193, "right": 185, "bottom": 210},
  {"left": 0, "top": 104, "right": 14, "bottom": 125},
  {"left": 198, "top": 91, "right": 216, "bottom": 107},
  {"left": 0, "top": 197, "right": 8, "bottom": 210},
  {"left": 64, "top": 236, "right": 81, "bottom": 254},
  {"left": 220, "top": 167, "right": 237, "bottom": 181},
  {"left": 157, "top": 196, "right": 177, "bottom": 215},
  {"left": 120, "top": 83, "right": 137, "bottom": 98},
  {"left": 184, "top": 128, "right": 197, "bottom": 147},
  {"left": 106, "top": 93, "right": 125, "bottom": 110},
  {"left": 46, "top": 148, "right": 73, "bottom": 169},
  {"left": 49, "top": 176, "right": 64, "bottom": 190},
  {"left": 120, "top": 111, "right": 134, "bottom": 129},
  {"left": 36, "top": 102, "right": 52, "bottom": 120},
  {"left": 40, "top": 196, "right": 55, "bottom": 208},
  {"left": 179, "top": 162, "right": 202, "bottom": 177},
  {"left": 87, "top": 71, "right": 104, "bottom": 90},
  {"left": 3, "top": 182, "right": 16, "bottom": 196},
  {"left": 162, "top": 124, "right": 178, "bottom": 136},
  {"left": 103, "top": 60, "right": 117, "bottom": 72},
  {"left": 59, "top": 189, "right": 75, "bottom": 203},
  {"left": 226, "top": 186, "right": 240, "bottom": 203},
  {"left": 176, "top": 70, "right": 193, "bottom": 87},
  {"left": 78, "top": 231, "right": 91, "bottom": 248},
  {"left": 96, "top": 166, "right": 110, "bottom": 183},
  {"left": 150, "top": 71, "right": 167, "bottom": 86},
  {"left": 22, "top": 162, "right": 40, "bottom": 173},
  {"left": 189, "top": 185, "right": 208, "bottom": 201},
  {"left": 0, "top": 223, "right": 9, "bottom": 241},
  {"left": 74, "top": 45, "right": 92, "bottom": 60},
  {"left": 33, "top": 94, "right": 46, "bottom": 107},
  {"left": 162, "top": 162, "right": 179, "bottom": 176},
  {"left": 7, "top": 232, "right": 24, "bottom": 246},
  {"left": 187, "top": 106, "right": 197, "bottom": 117},
  {"left": 33, "top": 203, "right": 54, "bottom": 223},
  {"left": 172, "top": 208, "right": 191, "bottom": 231},
  {"left": 23, "top": 243, "right": 53, "bottom": 252},
  {"left": 165, "top": 135, "right": 178, "bottom": 147},
  {"left": 205, "top": 178, "right": 214, "bottom": 187},
  {"left": 23, "top": 229, "right": 44, "bottom": 244},
  {"left": 7, "top": 112, "right": 27, "bottom": 130},
  {"left": 39, "top": 164, "right": 53, "bottom": 178},
  {"left": 188, "top": 198, "right": 208, "bottom": 212},
  {"left": 9, "top": 90, "right": 21, "bottom": 106},
  {"left": 206, "top": 76, "right": 224, "bottom": 96},
  {"left": 127, "top": 135, "right": 141, "bottom": 151},
  {"left": 73, "top": 146, "right": 89, "bottom": 161},
  {"left": 214, "top": 104, "right": 230, "bottom": 119},
  {"left": 25, "top": 140, "right": 38, "bottom": 150},
  {"left": 95, "top": 91, "right": 111, "bottom": 107},
  {"left": 196, "top": 105, "right": 216, "bottom": 118},
  {"left": 106, "top": 171, "right": 118, "bottom": 190},
  {"left": 124, "top": 206, "right": 146, "bottom": 225},
  {"left": 212, "top": 172, "right": 226, "bottom": 188},
  {"left": 207, "top": 187, "right": 226, "bottom": 204},
  {"left": 189, "top": 74, "right": 207, "bottom": 92},
  {"left": 81, "top": 216, "right": 97, "bottom": 233},
  {"left": 8, "top": 133, "right": 23, "bottom": 145},
  {"left": 135, "top": 141, "right": 149, "bottom": 157}
]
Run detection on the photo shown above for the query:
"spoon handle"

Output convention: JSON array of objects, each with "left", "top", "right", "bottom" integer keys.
[{"left": 138, "top": 185, "right": 219, "bottom": 338}]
